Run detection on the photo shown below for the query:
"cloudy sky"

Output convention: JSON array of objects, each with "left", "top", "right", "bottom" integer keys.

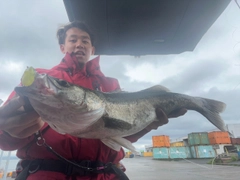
[{"left": 0, "top": 0, "right": 240, "bottom": 151}]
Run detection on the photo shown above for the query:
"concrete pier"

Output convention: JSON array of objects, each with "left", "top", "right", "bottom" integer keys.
[{"left": 123, "top": 157, "right": 240, "bottom": 180}]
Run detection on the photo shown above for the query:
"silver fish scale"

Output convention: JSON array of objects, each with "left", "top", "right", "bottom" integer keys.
[{"left": 14, "top": 73, "right": 227, "bottom": 149}]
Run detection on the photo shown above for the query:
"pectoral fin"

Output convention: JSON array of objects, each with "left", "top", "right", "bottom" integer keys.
[
  {"left": 103, "top": 117, "right": 132, "bottom": 130},
  {"left": 101, "top": 137, "right": 136, "bottom": 153},
  {"left": 42, "top": 108, "right": 105, "bottom": 134},
  {"left": 66, "top": 108, "right": 105, "bottom": 129}
]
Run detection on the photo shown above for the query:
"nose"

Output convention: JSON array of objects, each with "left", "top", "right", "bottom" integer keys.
[{"left": 76, "top": 40, "right": 84, "bottom": 48}]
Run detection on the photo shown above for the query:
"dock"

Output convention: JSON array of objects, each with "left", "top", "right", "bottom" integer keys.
[{"left": 123, "top": 157, "right": 240, "bottom": 180}]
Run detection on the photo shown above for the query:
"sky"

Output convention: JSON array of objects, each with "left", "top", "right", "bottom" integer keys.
[{"left": 0, "top": 0, "right": 240, "bottom": 151}]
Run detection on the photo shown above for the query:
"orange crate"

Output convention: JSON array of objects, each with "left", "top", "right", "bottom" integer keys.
[
  {"left": 152, "top": 135, "right": 169, "bottom": 141},
  {"left": 153, "top": 141, "right": 170, "bottom": 147},
  {"left": 208, "top": 131, "right": 231, "bottom": 144},
  {"left": 143, "top": 152, "right": 153, "bottom": 157},
  {"left": 152, "top": 135, "right": 170, "bottom": 147}
]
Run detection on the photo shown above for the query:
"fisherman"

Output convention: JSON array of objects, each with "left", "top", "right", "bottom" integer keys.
[{"left": 0, "top": 21, "right": 187, "bottom": 180}]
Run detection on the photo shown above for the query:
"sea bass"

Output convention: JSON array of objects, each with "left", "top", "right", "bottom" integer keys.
[{"left": 14, "top": 67, "right": 227, "bottom": 152}]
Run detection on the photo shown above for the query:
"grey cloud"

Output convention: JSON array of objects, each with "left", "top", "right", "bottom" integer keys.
[
  {"left": 0, "top": 70, "right": 21, "bottom": 92},
  {"left": 161, "top": 59, "right": 228, "bottom": 93},
  {"left": 100, "top": 56, "right": 158, "bottom": 91},
  {"left": 0, "top": 0, "right": 68, "bottom": 68},
  {"left": 121, "top": 54, "right": 181, "bottom": 71},
  {"left": 119, "top": 81, "right": 153, "bottom": 92},
  {"left": 100, "top": 57, "right": 127, "bottom": 81},
  {"left": 199, "top": 87, "right": 240, "bottom": 123},
  {"left": 0, "top": 0, "right": 68, "bottom": 98},
  {"left": 99, "top": 54, "right": 181, "bottom": 92}
]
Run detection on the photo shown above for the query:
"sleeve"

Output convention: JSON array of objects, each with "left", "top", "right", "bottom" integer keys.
[
  {"left": 0, "top": 90, "right": 35, "bottom": 151},
  {"left": 0, "top": 131, "right": 34, "bottom": 151},
  {"left": 102, "top": 77, "right": 121, "bottom": 92}
]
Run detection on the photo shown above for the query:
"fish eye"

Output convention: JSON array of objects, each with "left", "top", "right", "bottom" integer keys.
[{"left": 57, "top": 79, "right": 71, "bottom": 87}]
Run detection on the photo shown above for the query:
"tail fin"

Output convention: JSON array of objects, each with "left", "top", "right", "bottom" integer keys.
[{"left": 200, "top": 98, "right": 227, "bottom": 131}]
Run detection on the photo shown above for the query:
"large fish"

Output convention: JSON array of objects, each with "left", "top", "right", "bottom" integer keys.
[{"left": 15, "top": 67, "right": 227, "bottom": 152}]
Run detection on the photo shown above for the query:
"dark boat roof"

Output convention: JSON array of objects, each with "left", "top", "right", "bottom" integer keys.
[{"left": 63, "top": 0, "right": 231, "bottom": 56}]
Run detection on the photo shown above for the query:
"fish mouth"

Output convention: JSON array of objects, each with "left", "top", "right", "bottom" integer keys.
[
  {"left": 15, "top": 74, "right": 66, "bottom": 108},
  {"left": 14, "top": 73, "right": 54, "bottom": 96},
  {"left": 17, "top": 74, "right": 72, "bottom": 96},
  {"left": 33, "top": 74, "right": 57, "bottom": 95}
]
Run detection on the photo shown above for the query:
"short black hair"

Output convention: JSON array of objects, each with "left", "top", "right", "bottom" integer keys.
[{"left": 57, "top": 21, "right": 95, "bottom": 46}]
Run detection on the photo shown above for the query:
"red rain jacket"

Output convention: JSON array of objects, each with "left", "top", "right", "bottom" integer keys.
[{"left": 0, "top": 53, "right": 149, "bottom": 180}]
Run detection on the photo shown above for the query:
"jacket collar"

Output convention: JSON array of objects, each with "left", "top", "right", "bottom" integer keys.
[{"left": 61, "top": 52, "right": 104, "bottom": 77}]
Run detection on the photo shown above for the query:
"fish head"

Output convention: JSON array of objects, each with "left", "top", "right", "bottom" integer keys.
[
  {"left": 14, "top": 68, "right": 104, "bottom": 136},
  {"left": 46, "top": 76, "right": 87, "bottom": 109},
  {"left": 14, "top": 73, "right": 86, "bottom": 110}
]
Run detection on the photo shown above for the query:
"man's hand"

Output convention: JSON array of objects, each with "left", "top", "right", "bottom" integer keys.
[
  {"left": 0, "top": 96, "right": 44, "bottom": 138},
  {"left": 145, "top": 108, "right": 187, "bottom": 131}
]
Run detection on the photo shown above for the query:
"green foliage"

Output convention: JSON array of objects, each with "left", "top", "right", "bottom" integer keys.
[{"left": 230, "top": 156, "right": 238, "bottom": 161}]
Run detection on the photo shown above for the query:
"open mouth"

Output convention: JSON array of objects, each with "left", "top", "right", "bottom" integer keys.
[
  {"left": 74, "top": 51, "right": 85, "bottom": 56},
  {"left": 30, "top": 74, "right": 57, "bottom": 95}
]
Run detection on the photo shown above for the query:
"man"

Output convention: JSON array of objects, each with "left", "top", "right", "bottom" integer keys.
[{"left": 0, "top": 21, "right": 186, "bottom": 179}]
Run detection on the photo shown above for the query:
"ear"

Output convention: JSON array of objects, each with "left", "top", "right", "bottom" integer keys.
[
  {"left": 91, "top": 46, "right": 95, "bottom": 55},
  {"left": 60, "top": 44, "right": 65, "bottom": 54}
]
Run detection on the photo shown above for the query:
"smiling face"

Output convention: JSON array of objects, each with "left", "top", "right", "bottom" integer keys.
[{"left": 60, "top": 27, "right": 95, "bottom": 65}]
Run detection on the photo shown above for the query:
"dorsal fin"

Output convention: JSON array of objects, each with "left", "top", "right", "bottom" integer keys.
[{"left": 141, "top": 85, "right": 170, "bottom": 92}]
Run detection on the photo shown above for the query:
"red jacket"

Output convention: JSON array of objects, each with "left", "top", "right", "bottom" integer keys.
[{"left": 0, "top": 54, "right": 149, "bottom": 180}]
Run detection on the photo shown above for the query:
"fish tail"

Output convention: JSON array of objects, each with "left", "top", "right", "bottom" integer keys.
[
  {"left": 197, "top": 97, "right": 227, "bottom": 131},
  {"left": 202, "top": 98, "right": 226, "bottom": 113}
]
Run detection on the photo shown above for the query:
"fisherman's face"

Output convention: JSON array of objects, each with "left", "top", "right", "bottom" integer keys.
[{"left": 60, "top": 27, "right": 95, "bottom": 65}]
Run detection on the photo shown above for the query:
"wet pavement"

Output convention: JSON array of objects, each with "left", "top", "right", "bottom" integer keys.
[
  {"left": 3, "top": 157, "right": 240, "bottom": 179},
  {"left": 123, "top": 157, "right": 240, "bottom": 180}
]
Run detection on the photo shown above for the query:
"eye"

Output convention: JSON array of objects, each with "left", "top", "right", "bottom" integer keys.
[
  {"left": 69, "top": 39, "right": 77, "bottom": 43},
  {"left": 57, "top": 79, "right": 71, "bottom": 87}
]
